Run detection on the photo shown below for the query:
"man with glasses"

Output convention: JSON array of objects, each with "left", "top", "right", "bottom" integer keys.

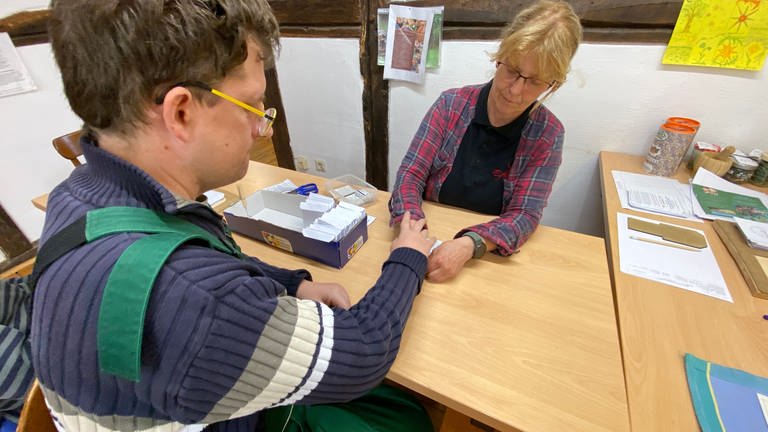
[
  {"left": 33, "top": 1, "right": 435, "bottom": 430},
  {"left": 389, "top": 0, "right": 583, "bottom": 282}
]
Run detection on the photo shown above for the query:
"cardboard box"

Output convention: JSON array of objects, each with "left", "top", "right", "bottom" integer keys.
[{"left": 224, "top": 190, "right": 367, "bottom": 268}]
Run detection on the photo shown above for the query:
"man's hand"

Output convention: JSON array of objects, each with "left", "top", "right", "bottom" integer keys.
[
  {"left": 391, "top": 211, "right": 435, "bottom": 257},
  {"left": 296, "top": 280, "right": 352, "bottom": 309},
  {"left": 426, "top": 236, "right": 474, "bottom": 282}
]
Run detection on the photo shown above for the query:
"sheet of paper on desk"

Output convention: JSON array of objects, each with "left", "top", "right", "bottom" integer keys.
[
  {"left": 691, "top": 168, "right": 768, "bottom": 222},
  {"left": 617, "top": 212, "right": 732, "bottom": 302},
  {"left": 203, "top": 190, "right": 225, "bottom": 206},
  {"left": 0, "top": 33, "right": 37, "bottom": 98},
  {"left": 263, "top": 179, "right": 298, "bottom": 193},
  {"left": 612, "top": 170, "right": 699, "bottom": 221},
  {"left": 733, "top": 217, "right": 768, "bottom": 251}
]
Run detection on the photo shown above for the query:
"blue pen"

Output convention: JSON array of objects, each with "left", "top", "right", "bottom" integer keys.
[{"left": 288, "top": 183, "right": 318, "bottom": 196}]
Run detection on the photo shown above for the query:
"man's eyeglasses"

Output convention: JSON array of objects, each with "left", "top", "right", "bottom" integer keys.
[
  {"left": 495, "top": 62, "right": 555, "bottom": 91},
  {"left": 155, "top": 81, "right": 277, "bottom": 136}
]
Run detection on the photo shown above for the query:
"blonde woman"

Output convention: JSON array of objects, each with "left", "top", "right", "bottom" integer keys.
[{"left": 390, "top": 0, "right": 582, "bottom": 282}]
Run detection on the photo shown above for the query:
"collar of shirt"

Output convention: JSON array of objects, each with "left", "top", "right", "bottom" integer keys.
[{"left": 473, "top": 80, "right": 533, "bottom": 140}]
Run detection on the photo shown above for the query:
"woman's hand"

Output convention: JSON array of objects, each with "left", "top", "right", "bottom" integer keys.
[
  {"left": 426, "top": 236, "right": 474, "bottom": 282},
  {"left": 391, "top": 211, "right": 436, "bottom": 257}
]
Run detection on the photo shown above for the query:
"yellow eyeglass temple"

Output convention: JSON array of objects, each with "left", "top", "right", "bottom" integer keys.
[{"left": 209, "top": 88, "right": 275, "bottom": 121}]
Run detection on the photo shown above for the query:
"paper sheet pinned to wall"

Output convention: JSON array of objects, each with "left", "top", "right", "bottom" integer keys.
[
  {"left": 378, "top": 6, "right": 443, "bottom": 71},
  {"left": 0, "top": 32, "right": 36, "bottom": 98},
  {"left": 662, "top": 0, "right": 768, "bottom": 70},
  {"left": 383, "top": 5, "right": 434, "bottom": 84}
]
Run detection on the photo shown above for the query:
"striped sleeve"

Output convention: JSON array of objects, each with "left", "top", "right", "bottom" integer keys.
[{"left": 174, "top": 247, "right": 426, "bottom": 423}]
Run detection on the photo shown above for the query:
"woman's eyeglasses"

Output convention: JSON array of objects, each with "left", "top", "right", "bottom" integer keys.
[
  {"left": 495, "top": 62, "right": 555, "bottom": 92},
  {"left": 155, "top": 81, "right": 277, "bottom": 136}
]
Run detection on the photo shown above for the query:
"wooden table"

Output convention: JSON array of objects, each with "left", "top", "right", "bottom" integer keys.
[
  {"left": 599, "top": 151, "right": 768, "bottom": 431},
  {"left": 33, "top": 161, "right": 629, "bottom": 431},
  {"left": 220, "top": 162, "right": 629, "bottom": 432}
]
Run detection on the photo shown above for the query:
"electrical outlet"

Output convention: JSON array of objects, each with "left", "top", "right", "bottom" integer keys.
[
  {"left": 294, "top": 156, "right": 308, "bottom": 171},
  {"left": 314, "top": 159, "right": 327, "bottom": 172}
]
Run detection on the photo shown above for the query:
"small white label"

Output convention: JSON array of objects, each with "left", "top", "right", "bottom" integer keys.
[{"left": 758, "top": 393, "right": 768, "bottom": 426}]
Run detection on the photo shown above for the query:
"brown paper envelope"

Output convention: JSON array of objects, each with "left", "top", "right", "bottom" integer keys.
[{"left": 627, "top": 217, "right": 707, "bottom": 249}]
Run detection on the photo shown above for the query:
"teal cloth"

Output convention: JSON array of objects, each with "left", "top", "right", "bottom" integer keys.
[{"left": 262, "top": 384, "right": 433, "bottom": 432}]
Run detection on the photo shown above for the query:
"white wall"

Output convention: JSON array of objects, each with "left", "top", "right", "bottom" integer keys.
[
  {"left": 3, "top": 36, "right": 768, "bottom": 242},
  {"left": 0, "top": 43, "right": 82, "bottom": 241},
  {"left": 0, "top": 1, "right": 48, "bottom": 16},
  {"left": 275, "top": 38, "right": 366, "bottom": 180}
]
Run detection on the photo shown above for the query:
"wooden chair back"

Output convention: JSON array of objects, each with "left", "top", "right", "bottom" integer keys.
[
  {"left": 51, "top": 130, "right": 279, "bottom": 167},
  {"left": 16, "top": 380, "right": 56, "bottom": 432},
  {"left": 52, "top": 130, "right": 83, "bottom": 167}
]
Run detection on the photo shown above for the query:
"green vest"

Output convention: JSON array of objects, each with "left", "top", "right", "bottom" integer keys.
[{"left": 32, "top": 206, "right": 243, "bottom": 382}]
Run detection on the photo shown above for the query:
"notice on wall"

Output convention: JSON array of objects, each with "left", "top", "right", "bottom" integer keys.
[
  {"left": 378, "top": 6, "right": 443, "bottom": 70},
  {"left": 662, "top": 0, "right": 768, "bottom": 71},
  {"left": 383, "top": 5, "right": 434, "bottom": 84},
  {"left": 0, "top": 32, "right": 36, "bottom": 98}
]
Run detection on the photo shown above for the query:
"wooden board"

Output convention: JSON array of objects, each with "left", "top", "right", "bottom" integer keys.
[{"left": 713, "top": 220, "right": 768, "bottom": 299}]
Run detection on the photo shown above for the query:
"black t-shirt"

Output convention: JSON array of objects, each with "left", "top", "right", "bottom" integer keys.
[{"left": 438, "top": 81, "right": 532, "bottom": 215}]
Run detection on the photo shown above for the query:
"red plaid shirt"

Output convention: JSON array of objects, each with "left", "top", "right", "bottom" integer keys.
[{"left": 388, "top": 83, "right": 564, "bottom": 255}]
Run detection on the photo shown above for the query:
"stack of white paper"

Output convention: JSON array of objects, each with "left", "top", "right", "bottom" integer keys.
[
  {"left": 612, "top": 170, "right": 697, "bottom": 221},
  {"left": 302, "top": 197, "right": 366, "bottom": 243},
  {"left": 263, "top": 179, "right": 298, "bottom": 193},
  {"left": 734, "top": 217, "right": 768, "bottom": 251}
]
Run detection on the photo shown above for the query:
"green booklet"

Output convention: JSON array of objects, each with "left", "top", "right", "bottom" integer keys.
[{"left": 692, "top": 184, "right": 768, "bottom": 222}]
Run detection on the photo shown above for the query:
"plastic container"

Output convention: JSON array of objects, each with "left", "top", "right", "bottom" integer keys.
[
  {"left": 750, "top": 152, "right": 768, "bottom": 186},
  {"left": 644, "top": 122, "right": 697, "bottom": 176},
  {"left": 725, "top": 154, "right": 759, "bottom": 183},
  {"left": 666, "top": 117, "right": 701, "bottom": 133},
  {"left": 325, "top": 174, "right": 378, "bottom": 206}
]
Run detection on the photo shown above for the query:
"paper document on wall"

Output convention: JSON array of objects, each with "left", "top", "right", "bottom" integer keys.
[
  {"left": 383, "top": 5, "right": 434, "bottom": 84},
  {"left": 617, "top": 212, "right": 731, "bottom": 302},
  {"left": 0, "top": 33, "right": 36, "bottom": 98},
  {"left": 378, "top": 7, "right": 443, "bottom": 68},
  {"left": 662, "top": 0, "right": 768, "bottom": 71},
  {"left": 612, "top": 170, "right": 699, "bottom": 221}
]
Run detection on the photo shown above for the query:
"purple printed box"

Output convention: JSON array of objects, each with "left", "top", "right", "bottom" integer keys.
[{"left": 223, "top": 190, "right": 367, "bottom": 268}]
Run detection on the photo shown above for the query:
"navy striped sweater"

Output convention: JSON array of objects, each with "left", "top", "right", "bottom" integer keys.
[{"left": 30, "top": 139, "right": 427, "bottom": 431}]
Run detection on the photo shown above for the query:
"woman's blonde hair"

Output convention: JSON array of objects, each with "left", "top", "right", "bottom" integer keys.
[{"left": 492, "top": 0, "right": 582, "bottom": 94}]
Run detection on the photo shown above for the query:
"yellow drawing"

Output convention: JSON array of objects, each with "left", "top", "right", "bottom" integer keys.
[{"left": 663, "top": 0, "right": 768, "bottom": 70}]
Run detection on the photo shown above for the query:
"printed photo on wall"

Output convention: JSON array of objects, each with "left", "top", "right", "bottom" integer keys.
[
  {"left": 383, "top": 5, "right": 434, "bottom": 84},
  {"left": 378, "top": 6, "right": 443, "bottom": 69}
]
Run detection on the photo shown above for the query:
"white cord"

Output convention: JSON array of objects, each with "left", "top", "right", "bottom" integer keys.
[{"left": 280, "top": 405, "right": 294, "bottom": 432}]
